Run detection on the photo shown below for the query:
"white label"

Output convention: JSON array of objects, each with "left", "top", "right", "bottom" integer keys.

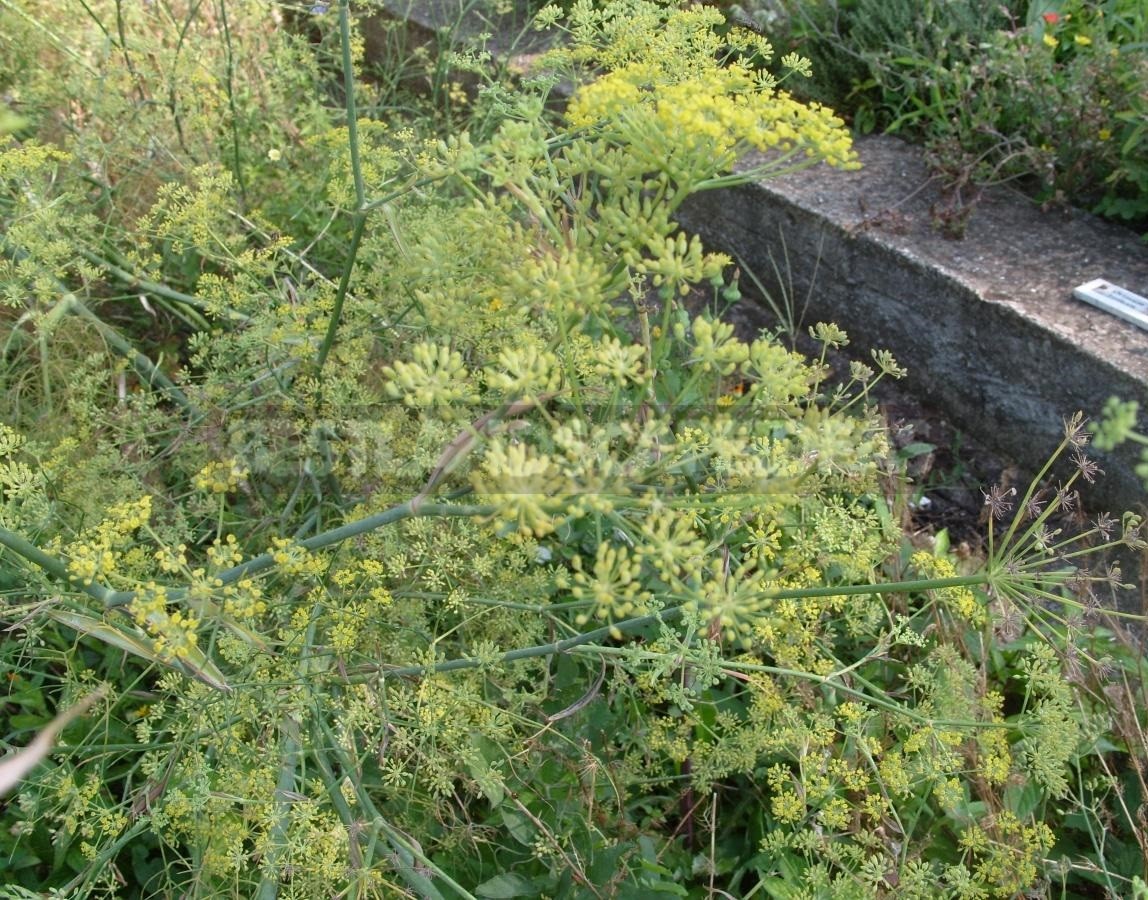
[{"left": 1073, "top": 278, "right": 1148, "bottom": 332}]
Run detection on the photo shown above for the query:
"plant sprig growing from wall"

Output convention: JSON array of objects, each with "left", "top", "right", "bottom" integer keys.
[{"left": 1, "top": 2, "right": 1145, "bottom": 897}]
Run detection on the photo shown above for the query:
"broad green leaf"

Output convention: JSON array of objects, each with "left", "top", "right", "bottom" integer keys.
[
  {"left": 46, "top": 609, "right": 230, "bottom": 692},
  {"left": 475, "top": 873, "right": 537, "bottom": 898}
]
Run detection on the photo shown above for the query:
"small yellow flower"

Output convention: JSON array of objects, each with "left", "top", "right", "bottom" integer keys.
[
  {"left": 194, "top": 458, "right": 248, "bottom": 493},
  {"left": 1074, "top": 34, "right": 1092, "bottom": 46},
  {"left": 1098, "top": 128, "right": 1112, "bottom": 141},
  {"left": 1043, "top": 33, "right": 1059, "bottom": 48},
  {"left": 267, "top": 148, "right": 282, "bottom": 162}
]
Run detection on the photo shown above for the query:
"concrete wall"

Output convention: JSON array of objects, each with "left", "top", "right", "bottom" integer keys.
[{"left": 678, "top": 136, "right": 1148, "bottom": 519}]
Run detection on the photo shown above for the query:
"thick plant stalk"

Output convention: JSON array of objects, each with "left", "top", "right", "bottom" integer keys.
[
  {"left": 313, "top": 0, "right": 368, "bottom": 376},
  {"left": 0, "top": 501, "right": 493, "bottom": 611},
  {"left": 64, "top": 295, "right": 197, "bottom": 416},
  {"left": 1, "top": 240, "right": 197, "bottom": 416}
]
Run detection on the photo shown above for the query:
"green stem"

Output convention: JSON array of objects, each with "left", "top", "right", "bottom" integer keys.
[
  {"left": 256, "top": 601, "right": 322, "bottom": 900},
  {"left": 997, "top": 436, "right": 1070, "bottom": 554},
  {"left": 361, "top": 173, "right": 442, "bottom": 213},
  {"left": 339, "top": 0, "right": 366, "bottom": 211},
  {"left": 76, "top": 248, "right": 250, "bottom": 324},
  {"left": 58, "top": 817, "right": 153, "bottom": 896},
  {"left": 313, "top": 0, "right": 369, "bottom": 377},
  {"left": 314, "top": 212, "right": 366, "bottom": 375},
  {"left": 346, "top": 572, "right": 997, "bottom": 683},
  {"left": 255, "top": 716, "right": 301, "bottom": 900},
  {"left": 582, "top": 644, "right": 1009, "bottom": 731},
  {"left": 65, "top": 296, "right": 197, "bottom": 416},
  {"left": 356, "top": 605, "right": 688, "bottom": 681},
  {"left": 0, "top": 524, "right": 116, "bottom": 608},
  {"left": 216, "top": 0, "right": 246, "bottom": 200},
  {"left": 1, "top": 240, "right": 198, "bottom": 414},
  {"left": 0, "top": 501, "right": 492, "bottom": 611},
  {"left": 312, "top": 715, "right": 477, "bottom": 900}
]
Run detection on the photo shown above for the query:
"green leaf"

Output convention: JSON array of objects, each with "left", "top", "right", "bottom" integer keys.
[
  {"left": 897, "top": 441, "right": 936, "bottom": 459},
  {"left": 46, "top": 609, "right": 230, "bottom": 692},
  {"left": 498, "top": 807, "right": 536, "bottom": 846},
  {"left": 475, "top": 873, "right": 537, "bottom": 898},
  {"left": 6, "top": 713, "right": 49, "bottom": 731},
  {"left": 0, "top": 687, "right": 105, "bottom": 796},
  {"left": 757, "top": 875, "right": 807, "bottom": 900},
  {"left": 589, "top": 842, "right": 630, "bottom": 885},
  {"left": 933, "top": 527, "right": 951, "bottom": 557},
  {"left": 1004, "top": 779, "right": 1042, "bottom": 819},
  {"left": 465, "top": 753, "right": 504, "bottom": 808}
]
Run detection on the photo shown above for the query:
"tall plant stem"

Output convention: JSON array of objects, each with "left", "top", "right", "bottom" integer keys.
[
  {"left": 349, "top": 572, "right": 995, "bottom": 683},
  {"left": 314, "top": 0, "right": 368, "bottom": 377},
  {"left": 255, "top": 601, "right": 321, "bottom": 900},
  {"left": 0, "top": 501, "right": 492, "bottom": 612},
  {"left": 216, "top": 0, "right": 246, "bottom": 200},
  {"left": 77, "top": 247, "right": 250, "bottom": 324},
  {"left": 65, "top": 296, "right": 197, "bottom": 416}
]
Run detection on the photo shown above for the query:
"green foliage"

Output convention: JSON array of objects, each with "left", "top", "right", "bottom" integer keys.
[
  {"left": 1094, "top": 396, "right": 1148, "bottom": 486},
  {"left": 1, "top": 2, "right": 1146, "bottom": 898},
  {"left": 728, "top": 0, "right": 1148, "bottom": 236}
]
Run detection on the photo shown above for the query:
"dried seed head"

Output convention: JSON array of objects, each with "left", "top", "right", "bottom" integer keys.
[
  {"left": 1102, "top": 562, "right": 1123, "bottom": 588},
  {"left": 1054, "top": 484, "right": 1079, "bottom": 514},
  {"left": 982, "top": 484, "right": 1016, "bottom": 519},
  {"left": 1063, "top": 411, "right": 1089, "bottom": 448},
  {"left": 1094, "top": 512, "right": 1116, "bottom": 540},
  {"left": 1071, "top": 448, "right": 1102, "bottom": 484},
  {"left": 1024, "top": 490, "right": 1047, "bottom": 521},
  {"left": 1093, "top": 657, "right": 1116, "bottom": 683}
]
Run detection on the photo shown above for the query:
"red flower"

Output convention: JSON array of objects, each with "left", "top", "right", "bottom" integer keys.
[{"left": 1042, "top": 12, "right": 1060, "bottom": 24}]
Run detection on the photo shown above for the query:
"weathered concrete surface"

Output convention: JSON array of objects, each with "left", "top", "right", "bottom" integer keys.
[{"left": 678, "top": 135, "right": 1148, "bottom": 517}]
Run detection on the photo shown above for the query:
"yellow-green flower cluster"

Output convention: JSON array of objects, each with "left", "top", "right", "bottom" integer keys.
[
  {"left": 592, "top": 336, "right": 646, "bottom": 386},
  {"left": 0, "top": 139, "right": 69, "bottom": 185},
  {"left": 0, "top": 425, "right": 45, "bottom": 522},
  {"left": 64, "top": 496, "right": 153, "bottom": 586},
  {"left": 506, "top": 243, "right": 616, "bottom": 320},
  {"left": 473, "top": 438, "right": 567, "bottom": 537},
  {"left": 686, "top": 315, "right": 749, "bottom": 374},
  {"left": 383, "top": 341, "right": 478, "bottom": 414},
  {"left": 269, "top": 537, "right": 325, "bottom": 579},
  {"left": 566, "top": 61, "right": 857, "bottom": 173},
  {"left": 305, "top": 119, "right": 401, "bottom": 208},
  {"left": 133, "top": 165, "right": 241, "bottom": 260},
  {"left": 483, "top": 341, "right": 564, "bottom": 397},
  {"left": 913, "top": 550, "right": 984, "bottom": 625},
  {"left": 154, "top": 542, "right": 188, "bottom": 574},
  {"left": 977, "top": 691, "right": 1013, "bottom": 786},
  {"left": 47, "top": 770, "right": 128, "bottom": 862},
  {"left": 325, "top": 600, "right": 370, "bottom": 655},
  {"left": 129, "top": 582, "right": 200, "bottom": 660},
  {"left": 569, "top": 542, "right": 651, "bottom": 625},
  {"left": 206, "top": 533, "right": 243, "bottom": 569},
  {"left": 193, "top": 457, "right": 248, "bottom": 494},
  {"left": 637, "top": 505, "right": 708, "bottom": 580},
  {"left": 960, "top": 811, "right": 1056, "bottom": 895},
  {"left": 688, "top": 560, "right": 776, "bottom": 643}
]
